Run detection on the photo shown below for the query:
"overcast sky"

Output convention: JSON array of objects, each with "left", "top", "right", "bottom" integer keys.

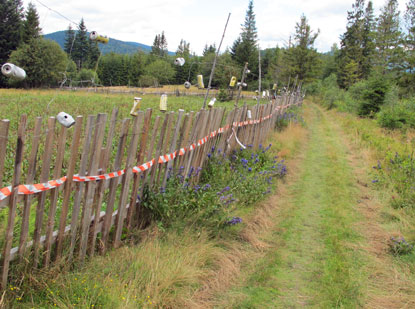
[{"left": 28, "top": 0, "right": 407, "bottom": 54}]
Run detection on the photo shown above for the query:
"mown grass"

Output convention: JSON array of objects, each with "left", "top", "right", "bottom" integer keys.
[{"left": 217, "top": 103, "right": 366, "bottom": 308}]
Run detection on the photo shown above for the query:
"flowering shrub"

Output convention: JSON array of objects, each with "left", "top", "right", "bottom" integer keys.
[
  {"left": 140, "top": 144, "right": 287, "bottom": 232},
  {"left": 389, "top": 237, "right": 414, "bottom": 256}
]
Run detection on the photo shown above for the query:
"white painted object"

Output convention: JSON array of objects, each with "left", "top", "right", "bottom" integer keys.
[
  {"left": 208, "top": 98, "right": 216, "bottom": 108},
  {"left": 242, "top": 83, "right": 247, "bottom": 87},
  {"left": 262, "top": 91, "right": 266, "bottom": 98},
  {"left": 246, "top": 69, "right": 251, "bottom": 74},
  {"left": 1, "top": 63, "right": 26, "bottom": 80},
  {"left": 130, "top": 97, "right": 142, "bottom": 116},
  {"left": 57, "top": 112, "right": 75, "bottom": 128},
  {"left": 247, "top": 110, "right": 252, "bottom": 119},
  {"left": 184, "top": 81, "right": 191, "bottom": 89},
  {"left": 174, "top": 57, "right": 185, "bottom": 66}
]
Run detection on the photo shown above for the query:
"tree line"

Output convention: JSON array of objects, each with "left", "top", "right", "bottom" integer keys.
[{"left": 3, "top": 0, "right": 414, "bottom": 98}]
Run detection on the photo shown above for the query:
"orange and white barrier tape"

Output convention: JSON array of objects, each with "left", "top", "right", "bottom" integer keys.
[
  {"left": 0, "top": 177, "right": 67, "bottom": 201},
  {"left": 0, "top": 102, "right": 298, "bottom": 201}
]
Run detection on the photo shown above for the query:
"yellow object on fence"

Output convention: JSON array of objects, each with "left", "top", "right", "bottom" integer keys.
[
  {"left": 229, "top": 76, "right": 237, "bottom": 87},
  {"left": 130, "top": 97, "right": 142, "bottom": 116},
  {"left": 160, "top": 94, "right": 168, "bottom": 112},
  {"left": 89, "top": 31, "right": 109, "bottom": 44},
  {"left": 197, "top": 75, "right": 204, "bottom": 89}
]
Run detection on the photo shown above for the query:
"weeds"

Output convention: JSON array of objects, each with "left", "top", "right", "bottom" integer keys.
[{"left": 389, "top": 236, "right": 414, "bottom": 256}]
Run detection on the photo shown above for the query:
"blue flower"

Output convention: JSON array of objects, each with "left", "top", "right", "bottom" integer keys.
[{"left": 226, "top": 217, "right": 242, "bottom": 225}]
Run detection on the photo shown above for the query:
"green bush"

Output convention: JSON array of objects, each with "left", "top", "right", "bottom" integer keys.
[
  {"left": 377, "top": 98, "right": 415, "bottom": 129},
  {"left": 217, "top": 88, "right": 230, "bottom": 102},
  {"left": 374, "top": 152, "right": 415, "bottom": 208},
  {"left": 358, "top": 76, "right": 389, "bottom": 117}
]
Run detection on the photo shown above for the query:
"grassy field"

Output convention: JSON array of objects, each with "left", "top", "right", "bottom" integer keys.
[{"left": 0, "top": 88, "right": 259, "bottom": 130}]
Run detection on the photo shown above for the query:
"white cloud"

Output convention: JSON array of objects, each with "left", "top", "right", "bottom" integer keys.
[{"left": 30, "top": 0, "right": 408, "bottom": 54}]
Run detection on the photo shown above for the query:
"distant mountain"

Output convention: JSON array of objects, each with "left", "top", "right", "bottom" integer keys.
[{"left": 43, "top": 31, "right": 174, "bottom": 55}]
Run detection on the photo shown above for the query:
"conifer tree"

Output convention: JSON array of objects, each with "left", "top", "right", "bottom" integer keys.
[
  {"left": 0, "top": 0, "right": 24, "bottom": 86},
  {"left": 21, "top": 2, "right": 41, "bottom": 44},
  {"left": 72, "top": 18, "right": 89, "bottom": 69},
  {"left": 64, "top": 24, "right": 75, "bottom": 55},
  {"left": 281, "top": 15, "right": 320, "bottom": 84},
  {"left": 230, "top": 0, "right": 258, "bottom": 85},
  {"left": 375, "top": 0, "right": 403, "bottom": 75}
]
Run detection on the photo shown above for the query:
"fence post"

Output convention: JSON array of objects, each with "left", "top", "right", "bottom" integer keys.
[
  {"left": 1, "top": 114, "right": 27, "bottom": 289},
  {"left": 33, "top": 117, "right": 56, "bottom": 268}
]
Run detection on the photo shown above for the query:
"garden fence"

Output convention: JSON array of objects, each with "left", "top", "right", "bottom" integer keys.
[{"left": 0, "top": 93, "right": 302, "bottom": 289}]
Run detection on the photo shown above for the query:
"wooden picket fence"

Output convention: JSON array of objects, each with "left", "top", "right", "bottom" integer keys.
[{"left": 0, "top": 93, "right": 302, "bottom": 289}]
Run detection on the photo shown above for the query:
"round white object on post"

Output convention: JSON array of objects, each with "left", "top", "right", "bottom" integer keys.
[
  {"left": 174, "top": 58, "right": 185, "bottom": 66},
  {"left": 208, "top": 98, "right": 216, "bottom": 108},
  {"left": 184, "top": 81, "right": 191, "bottom": 89},
  {"left": 1, "top": 63, "right": 26, "bottom": 80},
  {"left": 57, "top": 112, "right": 75, "bottom": 128}
]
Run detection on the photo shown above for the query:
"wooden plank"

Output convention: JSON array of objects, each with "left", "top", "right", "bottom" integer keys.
[
  {"left": 101, "top": 119, "right": 130, "bottom": 252},
  {"left": 135, "top": 116, "right": 161, "bottom": 229},
  {"left": 162, "top": 110, "right": 184, "bottom": 188},
  {"left": 88, "top": 109, "right": 118, "bottom": 256},
  {"left": 68, "top": 115, "right": 95, "bottom": 263},
  {"left": 55, "top": 116, "right": 83, "bottom": 261},
  {"left": 0, "top": 120, "right": 10, "bottom": 188},
  {"left": 174, "top": 112, "right": 193, "bottom": 170},
  {"left": 43, "top": 125, "right": 67, "bottom": 267},
  {"left": 113, "top": 115, "right": 143, "bottom": 248},
  {"left": 126, "top": 108, "right": 152, "bottom": 230},
  {"left": 18, "top": 117, "right": 42, "bottom": 261},
  {"left": 156, "top": 112, "right": 174, "bottom": 186},
  {"left": 79, "top": 114, "right": 107, "bottom": 262},
  {"left": 149, "top": 113, "right": 169, "bottom": 187},
  {"left": 33, "top": 117, "right": 56, "bottom": 268},
  {"left": 0, "top": 114, "right": 27, "bottom": 289},
  {"left": 183, "top": 111, "right": 203, "bottom": 180}
]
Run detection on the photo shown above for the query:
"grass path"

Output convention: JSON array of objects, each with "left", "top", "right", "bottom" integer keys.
[{"left": 214, "top": 103, "right": 376, "bottom": 308}]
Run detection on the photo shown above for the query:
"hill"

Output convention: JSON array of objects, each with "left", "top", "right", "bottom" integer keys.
[{"left": 43, "top": 31, "right": 173, "bottom": 55}]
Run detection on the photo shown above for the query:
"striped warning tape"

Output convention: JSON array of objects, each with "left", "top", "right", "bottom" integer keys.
[{"left": 0, "top": 102, "right": 296, "bottom": 200}]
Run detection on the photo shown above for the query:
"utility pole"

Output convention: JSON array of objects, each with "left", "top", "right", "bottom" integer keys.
[
  {"left": 202, "top": 13, "right": 231, "bottom": 109},
  {"left": 256, "top": 46, "right": 261, "bottom": 106},
  {"left": 235, "top": 62, "right": 249, "bottom": 108}
]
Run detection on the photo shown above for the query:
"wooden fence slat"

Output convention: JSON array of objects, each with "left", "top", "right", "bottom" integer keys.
[
  {"left": 55, "top": 116, "right": 83, "bottom": 261},
  {"left": 18, "top": 117, "right": 42, "bottom": 260},
  {"left": 33, "top": 117, "right": 56, "bottom": 268},
  {"left": 149, "top": 113, "right": 169, "bottom": 187},
  {"left": 79, "top": 113, "right": 107, "bottom": 262},
  {"left": 43, "top": 125, "right": 68, "bottom": 267},
  {"left": 136, "top": 116, "right": 161, "bottom": 228},
  {"left": 88, "top": 109, "right": 119, "bottom": 256},
  {"left": 1, "top": 114, "right": 27, "bottom": 289},
  {"left": 101, "top": 118, "right": 130, "bottom": 251},
  {"left": 183, "top": 111, "right": 203, "bottom": 179},
  {"left": 113, "top": 114, "right": 144, "bottom": 248},
  {"left": 175, "top": 111, "right": 193, "bottom": 170},
  {"left": 162, "top": 109, "right": 184, "bottom": 188},
  {"left": 126, "top": 108, "right": 152, "bottom": 230},
  {"left": 0, "top": 120, "right": 10, "bottom": 188},
  {"left": 156, "top": 112, "right": 174, "bottom": 186},
  {"left": 68, "top": 115, "right": 95, "bottom": 263}
]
